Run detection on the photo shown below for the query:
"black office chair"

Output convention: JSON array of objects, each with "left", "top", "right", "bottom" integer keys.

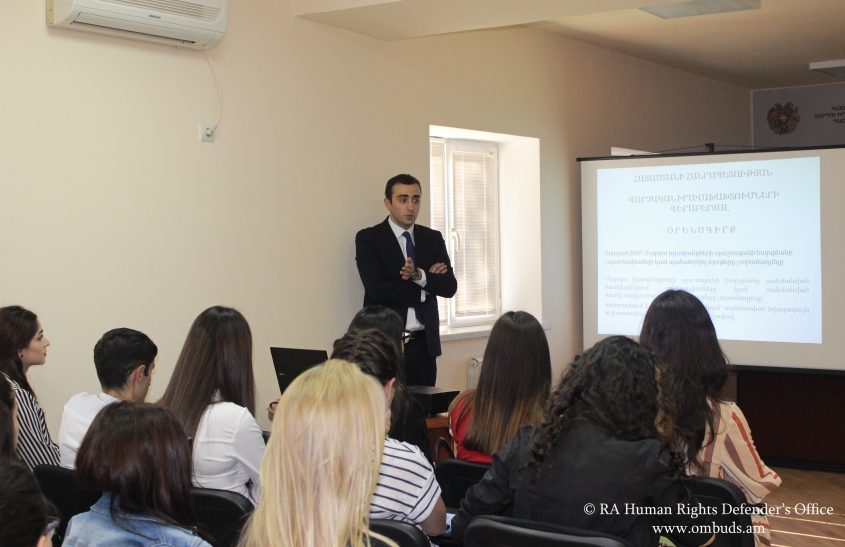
[
  {"left": 434, "top": 458, "right": 491, "bottom": 509},
  {"left": 464, "top": 515, "right": 634, "bottom": 547},
  {"left": 191, "top": 487, "right": 254, "bottom": 547},
  {"left": 684, "top": 477, "right": 755, "bottom": 547},
  {"left": 33, "top": 464, "right": 101, "bottom": 544},
  {"left": 371, "top": 519, "right": 431, "bottom": 547},
  {"left": 434, "top": 436, "right": 455, "bottom": 465}
]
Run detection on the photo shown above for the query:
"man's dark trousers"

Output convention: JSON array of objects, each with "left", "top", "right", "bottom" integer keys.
[{"left": 404, "top": 331, "right": 436, "bottom": 386}]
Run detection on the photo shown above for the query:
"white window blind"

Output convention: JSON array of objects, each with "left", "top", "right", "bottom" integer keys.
[
  {"left": 429, "top": 140, "right": 449, "bottom": 324},
  {"left": 429, "top": 138, "right": 500, "bottom": 327}
]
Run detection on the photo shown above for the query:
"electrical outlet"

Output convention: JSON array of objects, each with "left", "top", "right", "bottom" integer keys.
[{"left": 200, "top": 124, "right": 215, "bottom": 143}]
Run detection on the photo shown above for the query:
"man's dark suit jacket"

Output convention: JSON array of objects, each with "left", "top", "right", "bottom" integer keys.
[{"left": 355, "top": 217, "right": 458, "bottom": 357}]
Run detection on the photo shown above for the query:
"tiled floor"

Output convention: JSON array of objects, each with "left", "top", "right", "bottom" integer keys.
[{"left": 766, "top": 467, "right": 845, "bottom": 547}]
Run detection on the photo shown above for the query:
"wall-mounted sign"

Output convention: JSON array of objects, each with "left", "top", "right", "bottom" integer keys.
[{"left": 753, "top": 83, "right": 845, "bottom": 148}]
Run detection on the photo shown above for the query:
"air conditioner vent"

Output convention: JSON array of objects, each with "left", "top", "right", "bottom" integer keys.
[
  {"left": 102, "top": 0, "right": 221, "bottom": 21},
  {"left": 71, "top": 20, "right": 195, "bottom": 44}
]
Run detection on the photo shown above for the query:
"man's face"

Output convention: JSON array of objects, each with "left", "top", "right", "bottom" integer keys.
[{"left": 384, "top": 183, "right": 421, "bottom": 230}]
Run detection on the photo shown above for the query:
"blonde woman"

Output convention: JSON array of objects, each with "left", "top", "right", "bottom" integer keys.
[{"left": 239, "top": 359, "right": 397, "bottom": 547}]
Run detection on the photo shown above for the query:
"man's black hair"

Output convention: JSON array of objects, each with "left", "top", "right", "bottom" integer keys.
[
  {"left": 385, "top": 174, "right": 421, "bottom": 202},
  {"left": 93, "top": 328, "right": 157, "bottom": 391}
]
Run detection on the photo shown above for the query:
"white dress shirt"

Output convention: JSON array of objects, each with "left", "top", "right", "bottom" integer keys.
[
  {"left": 191, "top": 397, "right": 265, "bottom": 504},
  {"left": 58, "top": 391, "right": 120, "bottom": 469},
  {"left": 387, "top": 218, "right": 428, "bottom": 331}
]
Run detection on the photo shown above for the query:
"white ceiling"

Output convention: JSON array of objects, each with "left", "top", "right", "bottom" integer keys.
[
  {"left": 294, "top": 0, "right": 673, "bottom": 41},
  {"left": 539, "top": 0, "right": 845, "bottom": 89},
  {"left": 295, "top": 0, "right": 845, "bottom": 90}
]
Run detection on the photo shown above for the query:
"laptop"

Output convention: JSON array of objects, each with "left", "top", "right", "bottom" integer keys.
[{"left": 270, "top": 347, "right": 329, "bottom": 394}]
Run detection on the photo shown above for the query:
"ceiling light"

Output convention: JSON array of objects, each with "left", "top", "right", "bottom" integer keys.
[
  {"left": 810, "top": 60, "right": 845, "bottom": 77},
  {"left": 641, "top": 0, "right": 760, "bottom": 19}
]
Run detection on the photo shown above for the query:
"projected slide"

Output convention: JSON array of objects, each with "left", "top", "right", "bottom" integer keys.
[{"left": 597, "top": 157, "right": 821, "bottom": 343}]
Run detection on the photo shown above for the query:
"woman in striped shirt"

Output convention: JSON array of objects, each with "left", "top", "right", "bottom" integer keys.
[
  {"left": 0, "top": 306, "right": 60, "bottom": 468},
  {"left": 640, "top": 290, "right": 781, "bottom": 547},
  {"left": 331, "top": 329, "right": 446, "bottom": 538}
]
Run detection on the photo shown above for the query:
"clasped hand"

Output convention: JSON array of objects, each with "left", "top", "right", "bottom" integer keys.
[{"left": 400, "top": 258, "right": 448, "bottom": 280}]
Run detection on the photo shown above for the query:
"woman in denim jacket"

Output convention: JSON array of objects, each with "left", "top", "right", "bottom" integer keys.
[{"left": 63, "top": 403, "right": 212, "bottom": 547}]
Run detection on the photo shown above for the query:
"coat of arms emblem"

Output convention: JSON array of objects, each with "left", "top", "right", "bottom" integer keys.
[{"left": 767, "top": 102, "right": 800, "bottom": 135}]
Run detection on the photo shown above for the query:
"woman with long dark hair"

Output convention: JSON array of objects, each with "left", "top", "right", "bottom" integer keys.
[
  {"left": 344, "top": 305, "right": 431, "bottom": 460},
  {"left": 447, "top": 311, "right": 551, "bottom": 463},
  {"left": 63, "top": 402, "right": 212, "bottom": 546},
  {"left": 347, "top": 305, "right": 405, "bottom": 353},
  {"left": 640, "top": 289, "right": 780, "bottom": 547},
  {"left": 0, "top": 375, "right": 17, "bottom": 459},
  {"left": 450, "top": 336, "right": 714, "bottom": 547},
  {"left": 0, "top": 306, "right": 60, "bottom": 468},
  {"left": 266, "top": 305, "right": 412, "bottom": 424},
  {"left": 0, "top": 459, "right": 60, "bottom": 547},
  {"left": 160, "top": 306, "right": 264, "bottom": 503}
]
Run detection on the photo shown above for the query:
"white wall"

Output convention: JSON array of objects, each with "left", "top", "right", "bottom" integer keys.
[{"left": 0, "top": 0, "right": 750, "bottom": 434}]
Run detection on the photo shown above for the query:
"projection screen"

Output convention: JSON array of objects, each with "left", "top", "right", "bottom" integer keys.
[{"left": 581, "top": 146, "right": 845, "bottom": 371}]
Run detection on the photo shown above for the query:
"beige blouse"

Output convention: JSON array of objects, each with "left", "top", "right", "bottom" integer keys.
[{"left": 694, "top": 401, "right": 782, "bottom": 547}]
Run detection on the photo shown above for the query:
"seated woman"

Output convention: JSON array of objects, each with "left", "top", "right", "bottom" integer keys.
[
  {"left": 640, "top": 290, "right": 781, "bottom": 547},
  {"left": 450, "top": 336, "right": 715, "bottom": 547},
  {"left": 265, "top": 306, "right": 431, "bottom": 460},
  {"left": 62, "top": 402, "right": 212, "bottom": 547},
  {"left": 0, "top": 459, "right": 59, "bottom": 547},
  {"left": 1, "top": 375, "right": 17, "bottom": 459},
  {"left": 447, "top": 311, "right": 551, "bottom": 464},
  {"left": 238, "top": 359, "right": 399, "bottom": 547},
  {"left": 0, "top": 306, "right": 60, "bottom": 468},
  {"left": 347, "top": 305, "right": 406, "bottom": 350},
  {"left": 331, "top": 329, "right": 446, "bottom": 537},
  {"left": 344, "top": 305, "right": 431, "bottom": 460},
  {"left": 160, "top": 306, "right": 265, "bottom": 503}
]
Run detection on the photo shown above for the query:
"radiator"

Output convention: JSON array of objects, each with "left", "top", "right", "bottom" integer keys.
[{"left": 467, "top": 357, "right": 483, "bottom": 389}]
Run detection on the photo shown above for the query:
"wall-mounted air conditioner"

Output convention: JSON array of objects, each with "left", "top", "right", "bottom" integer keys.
[{"left": 47, "top": 0, "right": 226, "bottom": 50}]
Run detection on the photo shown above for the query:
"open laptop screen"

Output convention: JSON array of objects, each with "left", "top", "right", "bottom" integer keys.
[{"left": 269, "top": 347, "right": 328, "bottom": 394}]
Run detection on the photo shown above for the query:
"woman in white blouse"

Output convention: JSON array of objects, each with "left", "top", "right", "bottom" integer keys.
[{"left": 160, "top": 306, "right": 265, "bottom": 503}]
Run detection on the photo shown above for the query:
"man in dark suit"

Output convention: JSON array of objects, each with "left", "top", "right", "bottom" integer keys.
[{"left": 356, "top": 174, "right": 458, "bottom": 386}]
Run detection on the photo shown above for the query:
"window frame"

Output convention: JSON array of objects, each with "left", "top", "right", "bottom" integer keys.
[{"left": 430, "top": 137, "right": 502, "bottom": 329}]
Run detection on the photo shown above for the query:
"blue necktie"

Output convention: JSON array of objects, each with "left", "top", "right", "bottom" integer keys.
[{"left": 403, "top": 231, "right": 425, "bottom": 326}]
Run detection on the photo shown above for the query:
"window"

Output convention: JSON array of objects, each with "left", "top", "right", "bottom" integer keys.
[
  {"left": 429, "top": 125, "right": 543, "bottom": 341},
  {"left": 429, "top": 137, "right": 501, "bottom": 327}
]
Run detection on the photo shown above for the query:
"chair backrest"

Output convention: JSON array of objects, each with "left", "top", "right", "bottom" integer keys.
[
  {"left": 370, "top": 519, "right": 431, "bottom": 547},
  {"left": 686, "top": 477, "right": 755, "bottom": 547},
  {"left": 32, "top": 465, "right": 101, "bottom": 543},
  {"left": 464, "top": 516, "right": 633, "bottom": 547},
  {"left": 191, "top": 487, "right": 254, "bottom": 547},
  {"left": 434, "top": 436, "right": 455, "bottom": 465},
  {"left": 434, "top": 458, "right": 491, "bottom": 509},
  {"left": 32, "top": 466, "right": 252, "bottom": 547}
]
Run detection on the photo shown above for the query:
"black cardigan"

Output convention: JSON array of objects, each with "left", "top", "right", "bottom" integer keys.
[
  {"left": 451, "top": 423, "right": 713, "bottom": 547},
  {"left": 389, "top": 395, "right": 431, "bottom": 462}
]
